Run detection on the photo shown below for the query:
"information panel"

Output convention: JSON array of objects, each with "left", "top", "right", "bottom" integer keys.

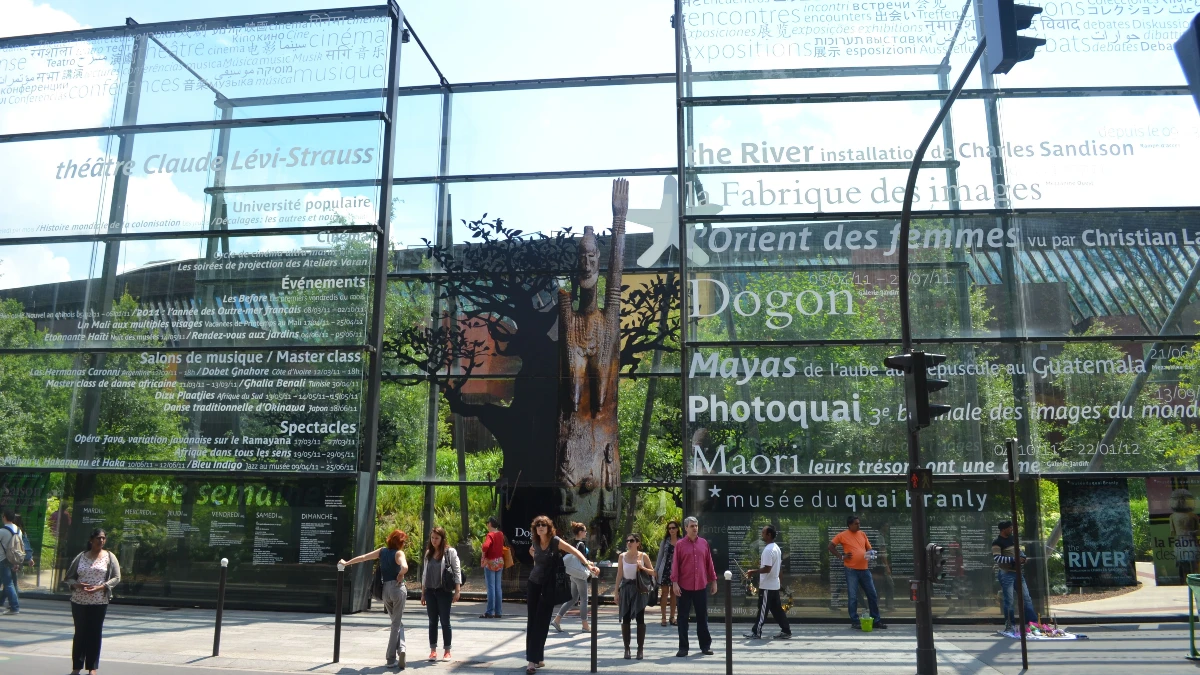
[
  {"left": 62, "top": 473, "right": 354, "bottom": 610},
  {"left": 691, "top": 478, "right": 1015, "bottom": 619}
]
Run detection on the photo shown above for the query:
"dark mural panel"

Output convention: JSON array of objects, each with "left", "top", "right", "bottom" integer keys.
[
  {"left": 57, "top": 473, "right": 354, "bottom": 611},
  {"left": 1059, "top": 477, "right": 1136, "bottom": 587},
  {"left": 690, "top": 479, "right": 1017, "bottom": 619}
]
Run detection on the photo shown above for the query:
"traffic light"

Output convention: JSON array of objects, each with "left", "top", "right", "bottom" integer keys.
[
  {"left": 925, "top": 543, "right": 947, "bottom": 583},
  {"left": 982, "top": 0, "right": 1047, "bottom": 74},
  {"left": 912, "top": 352, "right": 952, "bottom": 428},
  {"left": 884, "top": 351, "right": 952, "bottom": 431},
  {"left": 1177, "top": 13, "right": 1200, "bottom": 113}
]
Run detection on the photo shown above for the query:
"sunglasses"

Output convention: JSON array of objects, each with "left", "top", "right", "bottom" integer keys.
[{"left": 626, "top": 539, "right": 636, "bottom": 543}]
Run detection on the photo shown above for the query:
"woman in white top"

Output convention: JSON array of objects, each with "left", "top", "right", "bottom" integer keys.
[
  {"left": 617, "top": 533, "right": 656, "bottom": 660},
  {"left": 63, "top": 528, "right": 121, "bottom": 675}
]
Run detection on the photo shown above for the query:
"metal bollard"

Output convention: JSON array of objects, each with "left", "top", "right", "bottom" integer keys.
[
  {"left": 590, "top": 574, "right": 599, "bottom": 673},
  {"left": 723, "top": 571, "right": 733, "bottom": 675},
  {"left": 213, "top": 557, "right": 228, "bottom": 657},
  {"left": 334, "top": 562, "right": 345, "bottom": 663}
]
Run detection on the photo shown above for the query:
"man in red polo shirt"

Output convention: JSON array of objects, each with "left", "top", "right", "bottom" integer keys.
[{"left": 671, "top": 516, "right": 717, "bottom": 657}]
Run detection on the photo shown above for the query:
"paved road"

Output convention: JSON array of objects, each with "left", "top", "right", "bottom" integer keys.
[
  {"left": 0, "top": 651, "right": 303, "bottom": 675},
  {"left": 938, "top": 623, "right": 1200, "bottom": 675},
  {"left": 2, "top": 598, "right": 1198, "bottom": 674}
]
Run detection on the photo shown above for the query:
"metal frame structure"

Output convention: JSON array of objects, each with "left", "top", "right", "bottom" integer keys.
[{"left": 1, "top": 0, "right": 1199, "bottom": 619}]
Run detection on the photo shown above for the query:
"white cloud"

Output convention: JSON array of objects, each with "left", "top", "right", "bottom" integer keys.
[
  {"left": 0, "top": 0, "right": 84, "bottom": 38},
  {"left": 0, "top": 244, "right": 72, "bottom": 290}
]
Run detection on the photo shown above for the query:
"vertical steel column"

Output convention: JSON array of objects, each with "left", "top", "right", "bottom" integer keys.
[
  {"left": 205, "top": 105, "right": 234, "bottom": 261},
  {"left": 78, "top": 24, "right": 148, "bottom": 461},
  {"left": 673, "top": 0, "right": 690, "bottom": 514},
  {"left": 422, "top": 85, "right": 453, "bottom": 552},
  {"left": 969, "top": 0, "right": 1044, "bottom": 614},
  {"left": 355, "top": 1, "right": 405, "bottom": 608}
]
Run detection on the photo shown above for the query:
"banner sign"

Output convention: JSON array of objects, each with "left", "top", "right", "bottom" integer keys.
[{"left": 1059, "top": 477, "right": 1136, "bottom": 587}]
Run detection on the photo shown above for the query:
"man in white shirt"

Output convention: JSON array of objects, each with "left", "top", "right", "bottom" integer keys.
[{"left": 743, "top": 525, "right": 790, "bottom": 640}]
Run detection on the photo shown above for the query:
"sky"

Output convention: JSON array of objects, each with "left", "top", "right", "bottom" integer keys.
[{"left": 0, "top": 0, "right": 1197, "bottom": 290}]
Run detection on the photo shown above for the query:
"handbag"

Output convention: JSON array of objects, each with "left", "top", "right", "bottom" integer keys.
[
  {"left": 440, "top": 548, "right": 458, "bottom": 592},
  {"left": 371, "top": 561, "right": 384, "bottom": 601},
  {"left": 637, "top": 555, "right": 657, "bottom": 595},
  {"left": 548, "top": 548, "right": 574, "bottom": 605},
  {"left": 501, "top": 535, "right": 514, "bottom": 569}
]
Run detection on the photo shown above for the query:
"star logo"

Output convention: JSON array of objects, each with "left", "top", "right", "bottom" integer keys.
[
  {"left": 708, "top": 485, "right": 722, "bottom": 498},
  {"left": 630, "top": 175, "right": 721, "bottom": 268}
]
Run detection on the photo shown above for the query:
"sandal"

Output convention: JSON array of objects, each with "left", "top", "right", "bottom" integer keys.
[
  {"left": 670, "top": 618, "right": 677, "bottom": 626},
  {"left": 526, "top": 668, "right": 536, "bottom": 675}
]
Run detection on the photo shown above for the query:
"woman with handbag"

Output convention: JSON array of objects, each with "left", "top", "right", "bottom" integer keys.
[
  {"left": 63, "top": 528, "right": 121, "bottom": 675},
  {"left": 340, "top": 529, "right": 410, "bottom": 669},
  {"left": 618, "top": 532, "right": 656, "bottom": 660},
  {"left": 421, "top": 527, "right": 461, "bottom": 661},
  {"left": 552, "top": 521, "right": 591, "bottom": 633},
  {"left": 481, "top": 517, "right": 505, "bottom": 619},
  {"left": 655, "top": 520, "right": 681, "bottom": 626},
  {"left": 525, "top": 515, "right": 598, "bottom": 675}
]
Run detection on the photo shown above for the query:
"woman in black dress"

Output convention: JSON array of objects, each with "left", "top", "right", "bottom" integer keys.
[
  {"left": 654, "top": 520, "right": 681, "bottom": 626},
  {"left": 525, "top": 515, "right": 598, "bottom": 675}
]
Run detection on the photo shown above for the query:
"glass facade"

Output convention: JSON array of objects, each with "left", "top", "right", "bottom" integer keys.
[{"left": 0, "top": 0, "right": 1196, "bottom": 619}]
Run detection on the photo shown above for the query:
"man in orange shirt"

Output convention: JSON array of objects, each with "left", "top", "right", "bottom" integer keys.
[{"left": 828, "top": 515, "right": 888, "bottom": 630}]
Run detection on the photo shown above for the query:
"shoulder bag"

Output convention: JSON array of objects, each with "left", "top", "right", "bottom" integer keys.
[
  {"left": 371, "top": 561, "right": 384, "bottom": 601},
  {"left": 636, "top": 553, "right": 658, "bottom": 595},
  {"left": 501, "top": 533, "right": 515, "bottom": 569},
  {"left": 441, "top": 548, "right": 458, "bottom": 591}
]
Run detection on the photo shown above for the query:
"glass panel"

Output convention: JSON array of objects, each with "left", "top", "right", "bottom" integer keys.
[
  {"left": 134, "top": 9, "right": 393, "bottom": 125},
  {"left": 448, "top": 85, "right": 675, "bottom": 175},
  {"left": 397, "top": 1, "right": 674, "bottom": 82},
  {"left": 689, "top": 477, "right": 1025, "bottom": 620},
  {"left": 998, "top": 95, "right": 1200, "bottom": 210},
  {"left": 53, "top": 473, "right": 356, "bottom": 610},
  {"left": 441, "top": 175, "right": 674, "bottom": 243},
  {"left": 0, "top": 35, "right": 129, "bottom": 136},
  {"left": 0, "top": 347, "right": 364, "bottom": 473},
  {"left": 684, "top": 344, "right": 1013, "bottom": 480},
  {"left": 0, "top": 232, "right": 375, "bottom": 350}
]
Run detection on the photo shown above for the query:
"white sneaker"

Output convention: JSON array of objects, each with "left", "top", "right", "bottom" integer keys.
[{"left": 2, "top": 608, "right": 19, "bottom": 615}]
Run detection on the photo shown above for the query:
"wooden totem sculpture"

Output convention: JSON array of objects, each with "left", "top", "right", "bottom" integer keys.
[{"left": 555, "top": 178, "right": 627, "bottom": 549}]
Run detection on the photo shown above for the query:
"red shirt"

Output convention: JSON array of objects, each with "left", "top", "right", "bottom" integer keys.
[
  {"left": 671, "top": 535, "right": 716, "bottom": 591},
  {"left": 482, "top": 531, "right": 504, "bottom": 560}
]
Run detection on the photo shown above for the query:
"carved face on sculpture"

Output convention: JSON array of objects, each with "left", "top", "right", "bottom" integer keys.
[{"left": 579, "top": 226, "right": 600, "bottom": 290}]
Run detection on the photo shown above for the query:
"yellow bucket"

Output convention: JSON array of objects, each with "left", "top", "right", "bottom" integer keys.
[{"left": 860, "top": 616, "right": 874, "bottom": 632}]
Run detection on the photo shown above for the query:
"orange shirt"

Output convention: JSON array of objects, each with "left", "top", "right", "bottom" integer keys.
[{"left": 832, "top": 529, "right": 872, "bottom": 570}]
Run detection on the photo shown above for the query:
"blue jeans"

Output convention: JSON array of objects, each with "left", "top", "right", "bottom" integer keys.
[
  {"left": 0, "top": 564, "right": 18, "bottom": 612},
  {"left": 484, "top": 567, "right": 503, "bottom": 616},
  {"left": 997, "top": 570, "right": 1036, "bottom": 626},
  {"left": 845, "top": 568, "right": 879, "bottom": 621}
]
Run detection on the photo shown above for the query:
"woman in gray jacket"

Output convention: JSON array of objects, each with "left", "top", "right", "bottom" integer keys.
[
  {"left": 421, "top": 526, "right": 461, "bottom": 661},
  {"left": 63, "top": 528, "right": 121, "bottom": 675}
]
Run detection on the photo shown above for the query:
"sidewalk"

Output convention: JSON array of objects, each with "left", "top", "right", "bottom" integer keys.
[
  {"left": 0, "top": 597, "right": 1192, "bottom": 674},
  {"left": 1051, "top": 562, "right": 1190, "bottom": 620}
]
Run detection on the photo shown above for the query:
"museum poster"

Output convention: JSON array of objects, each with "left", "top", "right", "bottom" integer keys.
[
  {"left": 1147, "top": 476, "right": 1200, "bottom": 587},
  {"left": 1059, "top": 477, "right": 1137, "bottom": 587}
]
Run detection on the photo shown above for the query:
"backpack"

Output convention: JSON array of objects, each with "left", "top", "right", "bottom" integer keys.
[{"left": 3, "top": 526, "right": 25, "bottom": 568}]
